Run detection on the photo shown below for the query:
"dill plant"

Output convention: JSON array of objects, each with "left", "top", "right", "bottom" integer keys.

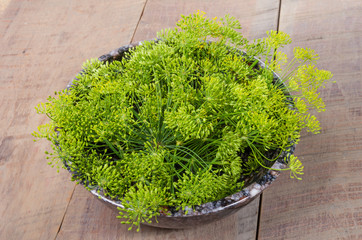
[{"left": 33, "top": 11, "right": 332, "bottom": 231}]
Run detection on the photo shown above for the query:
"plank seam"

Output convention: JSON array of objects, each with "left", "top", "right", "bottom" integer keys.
[
  {"left": 130, "top": 0, "right": 149, "bottom": 43},
  {"left": 54, "top": 184, "right": 76, "bottom": 240},
  {"left": 255, "top": 194, "right": 263, "bottom": 240},
  {"left": 276, "top": 0, "right": 282, "bottom": 32}
]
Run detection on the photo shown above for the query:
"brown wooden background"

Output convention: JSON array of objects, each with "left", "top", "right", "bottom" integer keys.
[{"left": 1, "top": 0, "right": 361, "bottom": 239}]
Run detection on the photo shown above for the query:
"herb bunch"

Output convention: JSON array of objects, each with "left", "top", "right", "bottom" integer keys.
[{"left": 34, "top": 11, "right": 332, "bottom": 231}]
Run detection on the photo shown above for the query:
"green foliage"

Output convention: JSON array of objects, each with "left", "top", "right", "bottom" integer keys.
[
  {"left": 117, "top": 182, "right": 169, "bottom": 232},
  {"left": 173, "top": 168, "right": 224, "bottom": 209},
  {"left": 33, "top": 11, "right": 333, "bottom": 230},
  {"left": 286, "top": 155, "right": 304, "bottom": 180}
]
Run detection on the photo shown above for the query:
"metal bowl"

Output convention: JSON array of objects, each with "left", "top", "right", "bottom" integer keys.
[{"left": 65, "top": 41, "right": 294, "bottom": 229}]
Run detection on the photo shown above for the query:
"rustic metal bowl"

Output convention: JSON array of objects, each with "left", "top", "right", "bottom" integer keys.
[{"left": 65, "top": 41, "right": 294, "bottom": 229}]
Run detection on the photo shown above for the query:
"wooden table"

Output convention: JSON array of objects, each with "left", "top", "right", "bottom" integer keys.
[{"left": 1, "top": 0, "right": 361, "bottom": 239}]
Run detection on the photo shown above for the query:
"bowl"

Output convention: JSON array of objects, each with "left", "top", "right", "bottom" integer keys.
[{"left": 65, "top": 41, "right": 294, "bottom": 229}]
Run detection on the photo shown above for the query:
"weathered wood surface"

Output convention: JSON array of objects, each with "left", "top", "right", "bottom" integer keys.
[
  {"left": 3, "top": 0, "right": 360, "bottom": 239},
  {"left": 0, "top": 0, "right": 146, "bottom": 239},
  {"left": 259, "top": 0, "right": 362, "bottom": 239},
  {"left": 132, "top": 0, "right": 280, "bottom": 42}
]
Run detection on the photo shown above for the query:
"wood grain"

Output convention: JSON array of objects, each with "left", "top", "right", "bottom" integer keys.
[
  {"left": 259, "top": 0, "right": 362, "bottom": 239},
  {"left": 132, "top": 0, "right": 280, "bottom": 42},
  {"left": 55, "top": 0, "right": 281, "bottom": 239},
  {"left": 0, "top": 0, "right": 146, "bottom": 239}
]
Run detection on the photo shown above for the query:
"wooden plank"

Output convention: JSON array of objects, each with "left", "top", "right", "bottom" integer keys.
[
  {"left": 55, "top": 0, "right": 281, "bottom": 239},
  {"left": 259, "top": 0, "right": 362, "bottom": 239},
  {"left": 132, "top": 0, "right": 281, "bottom": 42},
  {"left": 0, "top": 0, "right": 146, "bottom": 239}
]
